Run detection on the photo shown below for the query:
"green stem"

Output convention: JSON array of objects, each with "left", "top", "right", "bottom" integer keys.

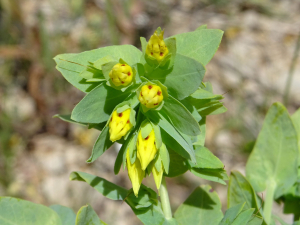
[
  {"left": 283, "top": 30, "right": 300, "bottom": 105},
  {"left": 160, "top": 176, "right": 172, "bottom": 220},
  {"left": 263, "top": 181, "right": 276, "bottom": 224}
]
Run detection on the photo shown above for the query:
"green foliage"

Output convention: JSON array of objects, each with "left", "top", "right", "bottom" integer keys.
[
  {"left": 174, "top": 185, "right": 223, "bottom": 225},
  {"left": 54, "top": 45, "right": 142, "bottom": 93},
  {"left": 76, "top": 205, "right": 107, "bottom": 225},
  {"left": 227, "top": 171, "right": 266, "bottom": 225},
  {"left": 166, "top": 29, "right": 223, "bottom": 66},
  {"left": 145, "top": 54, "right": 206, "bottom": 100},
  {"left": 246, "top": 102, "right": 298, "bottom": 199},
  {"left": 0, "top": 197, "right": 62, "bottom": 225},
  {"left": 50, "top": 205, "right": 76, "bottom": 225}
]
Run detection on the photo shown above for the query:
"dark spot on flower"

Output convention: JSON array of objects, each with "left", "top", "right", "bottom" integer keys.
[
  {"left": 121, "top": 64, "right": 125, "bottom": 66},
  {"left": 148, "top": 85, "right": 152, "bottom": 89},
  {"left": 140, "top": 92, "right": 143, "bottom": 96},
  {"left": 154, "top": 103, "right": 158, "bottom": 105},
  {"left": 127, "top": 120, "right": 130, "bottom": 124},
  {"left": 145, "top": 136, "right": 149, "bottom": 140},
  {"left": 118, "top": 113, "right": 123, "bottom": 117},
  {"left": 121, "top": 81, "right": 124, "bottom": 84},
  {"left": 110, "top": 117, "right": 112, "bottom": 121},
  {"left": 128, "top": 72, "right": 131, "bottom": 76},
  {"left": 157, "top": 91, "right": 161, "bottom": 96},
  {"left": 160, "top": 52, "right": 163, "bottom": 56},
  {"left": 151, "top": 52, "right": 153, "bottom": 55}
]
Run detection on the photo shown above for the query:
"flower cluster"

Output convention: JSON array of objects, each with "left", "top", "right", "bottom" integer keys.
[{"left": 55, "top": 26, "right": 226, "bottom": 199}]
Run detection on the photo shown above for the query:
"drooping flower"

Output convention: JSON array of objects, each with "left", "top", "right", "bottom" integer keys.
[
  {"left": 138, "top": 84, "right": 163, "bottom": 109},
  {"left": 137, "top": 129, "right": 158, "bottom": 170},
  {"left": 109, "top": 63, "right": 133, "bottom": 86},
  {"left": 146, "top": 30, "right": 169, "bottom": 62},
  {"left": 109, "top": 108, "right": 132, "bottom": 142},
  {"left": 126, "top": 150, "right": 144, "bottom": 196}
]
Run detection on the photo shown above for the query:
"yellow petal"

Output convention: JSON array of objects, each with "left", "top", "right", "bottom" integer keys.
[
  {"left": 137, "top": 129, "right": 157, "bottom": 170},
  {"left": 138, "top": 85, "right": 163, "bottom": 109},
  {"left": 109, "top": 109, "right": 132, "bottom": 142},
  {"left": 109, "top": 63, "right": 133, "bottom": 86},
  {"left": 126, "top": 150, "right": 144, "bottom": 197}
]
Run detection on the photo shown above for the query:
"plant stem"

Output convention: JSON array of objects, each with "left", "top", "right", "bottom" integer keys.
[
  {"left": 263, "top": 181, "right": 276, "bottom": 224},
  {"left": 283, "top": 30, "right": 300, "bottom": 105},
  {"left": 160, "top": 176, "right": 172, "bottom": 220}
]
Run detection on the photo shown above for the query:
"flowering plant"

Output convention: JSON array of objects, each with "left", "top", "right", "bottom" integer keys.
[{"left": 2, "top": 25, "right": 299, "bottom": 225}]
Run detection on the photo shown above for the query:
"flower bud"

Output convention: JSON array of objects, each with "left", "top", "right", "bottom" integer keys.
[
  {"left": 137, "top": 129, "right": 158, "bottom": 170},
  {"left": 109, "top": 63, "right": 133, "bottom": 86},
  {"left": 109, "top": 108, "right": 132, "bottom": 142},
  {"left": 152, "top": 162, "right": 164, "bottom": 190},
  {"left": 138, "top": 84, "right": 163, "bottom": 108},
  {"left": 126, "top": 150, "right": 144, "bottom": 197},
  {"left": 146, "top": 30, "right": 169, "bottom": 62}
]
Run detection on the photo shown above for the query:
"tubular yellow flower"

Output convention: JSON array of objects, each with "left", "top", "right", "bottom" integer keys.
[
  {"left": 152, "top": 162, "right": 164, "bottom": 190},
  {"left": 109, "top": 63, "right": 133, "bottom": 86},
  {"left": 146, "top": 30, "right": 169, "bottom": 62},
  {"left": 109, "top": 108, "right": 132, "bottom": 142},
  {"left": 138, "top": 84, "right": 163, "bottom": 108},
  {"left": 137, "top": 130, "right": 157, "bottom": 170},
  {"left": 126, "top": 150, "right": 144, "bottom": 197}
]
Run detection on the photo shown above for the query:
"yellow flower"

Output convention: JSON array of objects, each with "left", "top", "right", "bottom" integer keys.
[
  {"left": 109, "top": 63, "right": 133, "bottom": 86},
  {"left": 126, "top": 150, "right": 144, "bottom": 197},
  {"left": 152, "top": 161, "right": 164, "bottom": 190},
  {"left": 137, "top": 129, "right": 157, "bottom": 170},
  {"left": 146, "top": 30, "right": 169, "bottom": 62},
  {"left": 109, "top": 109, "right": 132, "bottom": 142},
  {"left": 138, "top": 84, "right": 163, "bottom": 108}
]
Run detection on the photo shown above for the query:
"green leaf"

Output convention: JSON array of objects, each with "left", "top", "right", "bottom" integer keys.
[
  {"left": 193, "top": 117, "right": 206, "bottom": 146},
  {"left": 70, "top": 171, "right": 128, "bottom": 200},
  {"left": 292, "top": 108, "right": 300, "bottom": 165},
  {"left": 114, "top": 143, "right": 126, "bottom": 175},
  {"left": 159, "top": 143, "right": 170, "bottom": 174},
  {"left": 189, "top": 146, "right": 224, "bottom": 169},
  {"left": 53, "top": 114, "right": 105, "bottom": 131},
  {"left": 76, "top": 205, "right": 107, "bottom": 225},
  {"left": 167, "top": 29, "right": 223, "bottom": 66},
  {"left": 246, "top": 102, "right": 299, "bottom": 198},
  {"left": 0, "top": 197, "right": 62, "bottom": 225},
  {"left": 165, "top": 148, "right": 189, "bottom": 177},
  {"left": 54, "top": 45, "right": 142, "bottom": 92},
  {"left": 132, "top": 202, "right": 177, "bottom": 225},
  {"left": 162, "top": 95, "right": 201, "bottom": 136},
  {"left": 146, "top": 110, "right": 196, "bottom": 162},
  {"left": 191, "top": 168, "right": 228, "bottom": 185},
  {"left": 196, "top": 24, "right": 207, "bottom": 30},
  {"left": 174, "top": 185, "right": 223, "bottom": 225},
  {"left": 231, "top": 208, "right": 255, "bottom": 225},
  {"left": 141, "top": 120, "right": 153, "bottom": 138},
  {"left": 247, "top": 216, "right": 264, "bottom": 225},
  {"left": 282, "top": 198, "right": 300, "bottom": 219},
  {"left": 190, "top": 88, "right": 223, "bottom": 100},
  {"left": 219, "top": 202, "right": 245, "bottom": 225},
  {"left": 50, "top": 205, "right": 76, "bottom": 225},
  {"left": 87, "top": 126, "right": 113, "bottom": 163},
  {"left": 71, "top": 84, "right": 133, "bottom": 124},
  {"left": 145, "top": 54, "right": 205, "bottom": 100},
  {"left": 228, "top": 171, "right": 266, "bottom": 225}
]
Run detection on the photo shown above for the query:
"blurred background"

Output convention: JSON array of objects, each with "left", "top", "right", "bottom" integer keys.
[{"left": 0, "top": 0, "right": 300, "bottom": 224}]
